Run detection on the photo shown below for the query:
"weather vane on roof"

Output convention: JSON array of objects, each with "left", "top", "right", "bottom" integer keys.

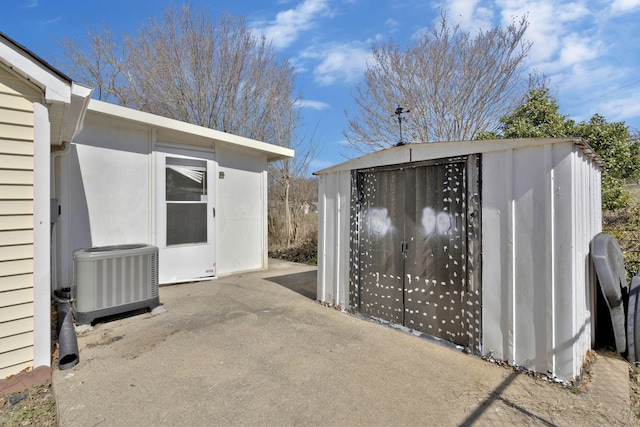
[{"left": 393, "top": 105, "right": 410, "bottom": 146}]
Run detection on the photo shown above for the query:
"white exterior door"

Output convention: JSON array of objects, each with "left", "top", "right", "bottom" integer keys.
[{"left": 156, "top": 145, "right": 216, "bottom": 283}]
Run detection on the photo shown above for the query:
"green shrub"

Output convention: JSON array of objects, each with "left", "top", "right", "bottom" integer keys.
[{"left": 603, "top": 202, "right": 640, "bottom": 281}]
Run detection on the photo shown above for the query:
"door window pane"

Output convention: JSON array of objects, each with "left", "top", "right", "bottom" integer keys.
[
  {"left": 166, "top": 158, "right": 207, "bottom": 202},
  {"left": 166, "top": 157, "right": 208, "bottom": 245},
  {"left": 166, "top": 203, "right": 207, "bottom": 245}
]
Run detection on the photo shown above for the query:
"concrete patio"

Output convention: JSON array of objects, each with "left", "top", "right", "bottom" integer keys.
[{"left": 52, "top": 259, "right": 634, "bottom": 426}]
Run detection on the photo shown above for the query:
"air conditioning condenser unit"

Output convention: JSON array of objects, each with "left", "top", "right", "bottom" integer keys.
[{"left": 73, "top": 244, "right": 159, "bottom": 324}]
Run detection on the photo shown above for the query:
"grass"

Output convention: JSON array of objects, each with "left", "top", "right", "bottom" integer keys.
[
  {"left": 0, "top": 383, "right": 56, "bottom": 426},
  {"left": 627, "top": 181, "right": 640, "bottom": 201}
]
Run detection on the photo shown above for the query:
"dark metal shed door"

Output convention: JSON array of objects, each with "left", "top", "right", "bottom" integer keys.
[{"left": 355, "top": 158, "right": 476, "bottom": 347}]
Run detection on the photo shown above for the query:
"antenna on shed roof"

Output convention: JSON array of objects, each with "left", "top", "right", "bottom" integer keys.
[{"left": 393, "top": 105, "right": 410, "bottom": 146}]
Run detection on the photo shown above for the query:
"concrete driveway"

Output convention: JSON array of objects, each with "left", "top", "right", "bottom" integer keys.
[{"left": 53, "top": 259, "right": 633, "bottom": 426}]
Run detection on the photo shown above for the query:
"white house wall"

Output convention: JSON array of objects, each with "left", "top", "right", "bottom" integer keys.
[
  {"left": 317, "top": 170, "right": 351, "bottom": 307},
  {"left": 57, "top": 114, "right": 151, "bottom": 287},
  {"left": 215, "top": 145, "right": 268, "bottom": 276},
  {"left": 481, "top": 142, "right": 601, "bottom": 380}
]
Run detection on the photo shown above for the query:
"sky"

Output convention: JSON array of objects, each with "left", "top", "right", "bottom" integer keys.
[{"left": 2, "top": 0, "right": 640, "bottom": 172}]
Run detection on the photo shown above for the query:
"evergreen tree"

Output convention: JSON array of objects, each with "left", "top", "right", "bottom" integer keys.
[{"left": 478, "top": 89, "right": 639, "bottom": 210}]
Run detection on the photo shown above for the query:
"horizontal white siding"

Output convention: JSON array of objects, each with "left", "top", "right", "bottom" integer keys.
[
  {"left": 0, "top": 214, "right": 33, "bottom": 230},
  {"left": 0, "top": 302, "right": 33, "bottom": 323},
  {"left": 0, "top": 317, "right": 32, "bottom": 341},
  {"left": 0, "top": 93, "right": 33, "bottom": 110},
  {"left": 0, "top": 330, "right": 34, "bottom": 354},
  {"left": 0, "top": 123, "right": 34, "bottom": 141},
  {"left": 0, "top": 244, "right": 33, "bottom": 261},
  {"left": 0, "top": 199, "right": 32, "bottom": 215},
  {"left": 0, "top": 139, "right": 33, "bottom": 156},
  {"left": 0, "top": 169, "right": 33, "bottom": 185},
  {"left": 0, "top": 273, "right": 32, "bottom": 291},
  {"left": 0, "top": 154, "right": 33, "bottom": 170},
  {"left": 0, "top": 348, "right": 33, "bottom": 379},
  {"left": 0, "top": 229, "right": 33, "bottom": 246},
  {"left": 0, "top": 65, "right": 39, "bottom": 379}
]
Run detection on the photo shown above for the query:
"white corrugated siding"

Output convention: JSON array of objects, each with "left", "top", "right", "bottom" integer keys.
[
  {"left": 0, "top": 65, "right": 41, "bottom": 379},
  {"left": 317, "top": 170, "right": 350, "bottom": 308},
  {"left": 482, "top": 142, "right": 601, "bottom": 380}
]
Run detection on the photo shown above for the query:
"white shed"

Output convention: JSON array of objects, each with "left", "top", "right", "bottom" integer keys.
[
  {"left": 316, "top": 138, "right": 602, "bottom": 381},
  {"left": 54, "top": 99, "right": 293, "bottom": 287}
]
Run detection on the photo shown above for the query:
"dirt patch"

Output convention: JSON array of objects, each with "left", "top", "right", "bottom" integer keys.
[
  {"left": 85, "top": 333, "right": 124, "bottom": 348},
  {"left": 269, "top": 238, "right": 318, "bottom": 265},
  {"left": 0, "top": 383, "right": 56, "bottom": 426}
]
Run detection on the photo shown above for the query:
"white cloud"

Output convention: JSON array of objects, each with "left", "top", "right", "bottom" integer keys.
[
  {"left": 534, "top": 33, "right": 603, "bottom": 74},
  {"left": 611, "top": 0, "right": 640, "bottom": 14},
  {"left": 295, "top": 99, "right": 330, "bottom": 110},
  {"left": 440, "top": 0, "right": 495, "bottom": 32},
  {"left": 435, "top": 0, "right": 593, "bottom": 67},
  {"left": 553, "top": 63, "right": 626, "bottom": 94},
  {"left": 557, "top": 33, "right": 601, "bottom": 68},
  {"left": 543, "top": 61, "right": 640, "bottom": 125},
  {"left": 495, "top": 1, "right": 591, "bottom": 64},
  {"left": 385, "top": 18, "right": 400, "bottom": 28},
  {"left": 43, "top": 15, "right": 63, "bottom": 25},
  {"left": 300, "top": 42, "right": 372, "bottom": 85},
  {"left": 590, "top": 87, "right": 640, "bottom": 124},
  {"left": 385, "top": 18, "right": 402, "bottom": 35},
  {"left": 253, "top": 0, "right": 332, "bottom": 49}
]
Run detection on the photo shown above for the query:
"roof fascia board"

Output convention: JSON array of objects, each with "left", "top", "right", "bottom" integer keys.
[
  {"left": 87, "top": 99, "right": 294, "bottom": 162},
  {"left": 0, "top": 38, "right": 72, "bottom": 104},
  {"left": 59, "top": 83, "right": 94, "bottom": 143}
]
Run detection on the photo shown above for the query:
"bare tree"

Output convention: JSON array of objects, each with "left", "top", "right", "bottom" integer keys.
[
  {"left": 58, "top": 24, "right": 133, "bottom": 104},
  {"left": 58, "top": 4, "right": 319, "bottom": 247},
  {"left": 345, "top": 13, "right": 537, "bottom": 154},
  {"left": 57, "top": 5, "right": 297, "bottom": 145},
  {"left": 268, "top": 114, "right": 319, "bottom": 247}
]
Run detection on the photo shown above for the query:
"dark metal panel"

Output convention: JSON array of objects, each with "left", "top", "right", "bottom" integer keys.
[
  {"left": 403, "top": 161, "right": 468, "bottom": 345},
  {"left": 351, "top": 155, "right": 482, "bottom": 350},
  {"left": 465, "top": 154, "right": 482, "bottom": 354},
  {"left": 357, "top": 169, "right": 405, "bottom": 324},
  {"left": 349, "top": 170, "right": 360, "bottom": 311}
]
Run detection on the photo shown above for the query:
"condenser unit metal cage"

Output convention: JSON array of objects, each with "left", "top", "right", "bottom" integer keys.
[{"left": 73, "top": 244, "right": 159, "bottom": 324}]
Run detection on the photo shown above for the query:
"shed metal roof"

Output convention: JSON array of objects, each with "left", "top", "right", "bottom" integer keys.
[{"left": 314, "top": 138, "right": 604, "bottom": 175}]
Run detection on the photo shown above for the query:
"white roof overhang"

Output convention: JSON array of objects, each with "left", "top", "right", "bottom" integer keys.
[
  {"left": 87, "top": 99, "right": 294, "bottom": 162},
  {"left": 0, "top": 32, "right": 93, "bottom": 146}
]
